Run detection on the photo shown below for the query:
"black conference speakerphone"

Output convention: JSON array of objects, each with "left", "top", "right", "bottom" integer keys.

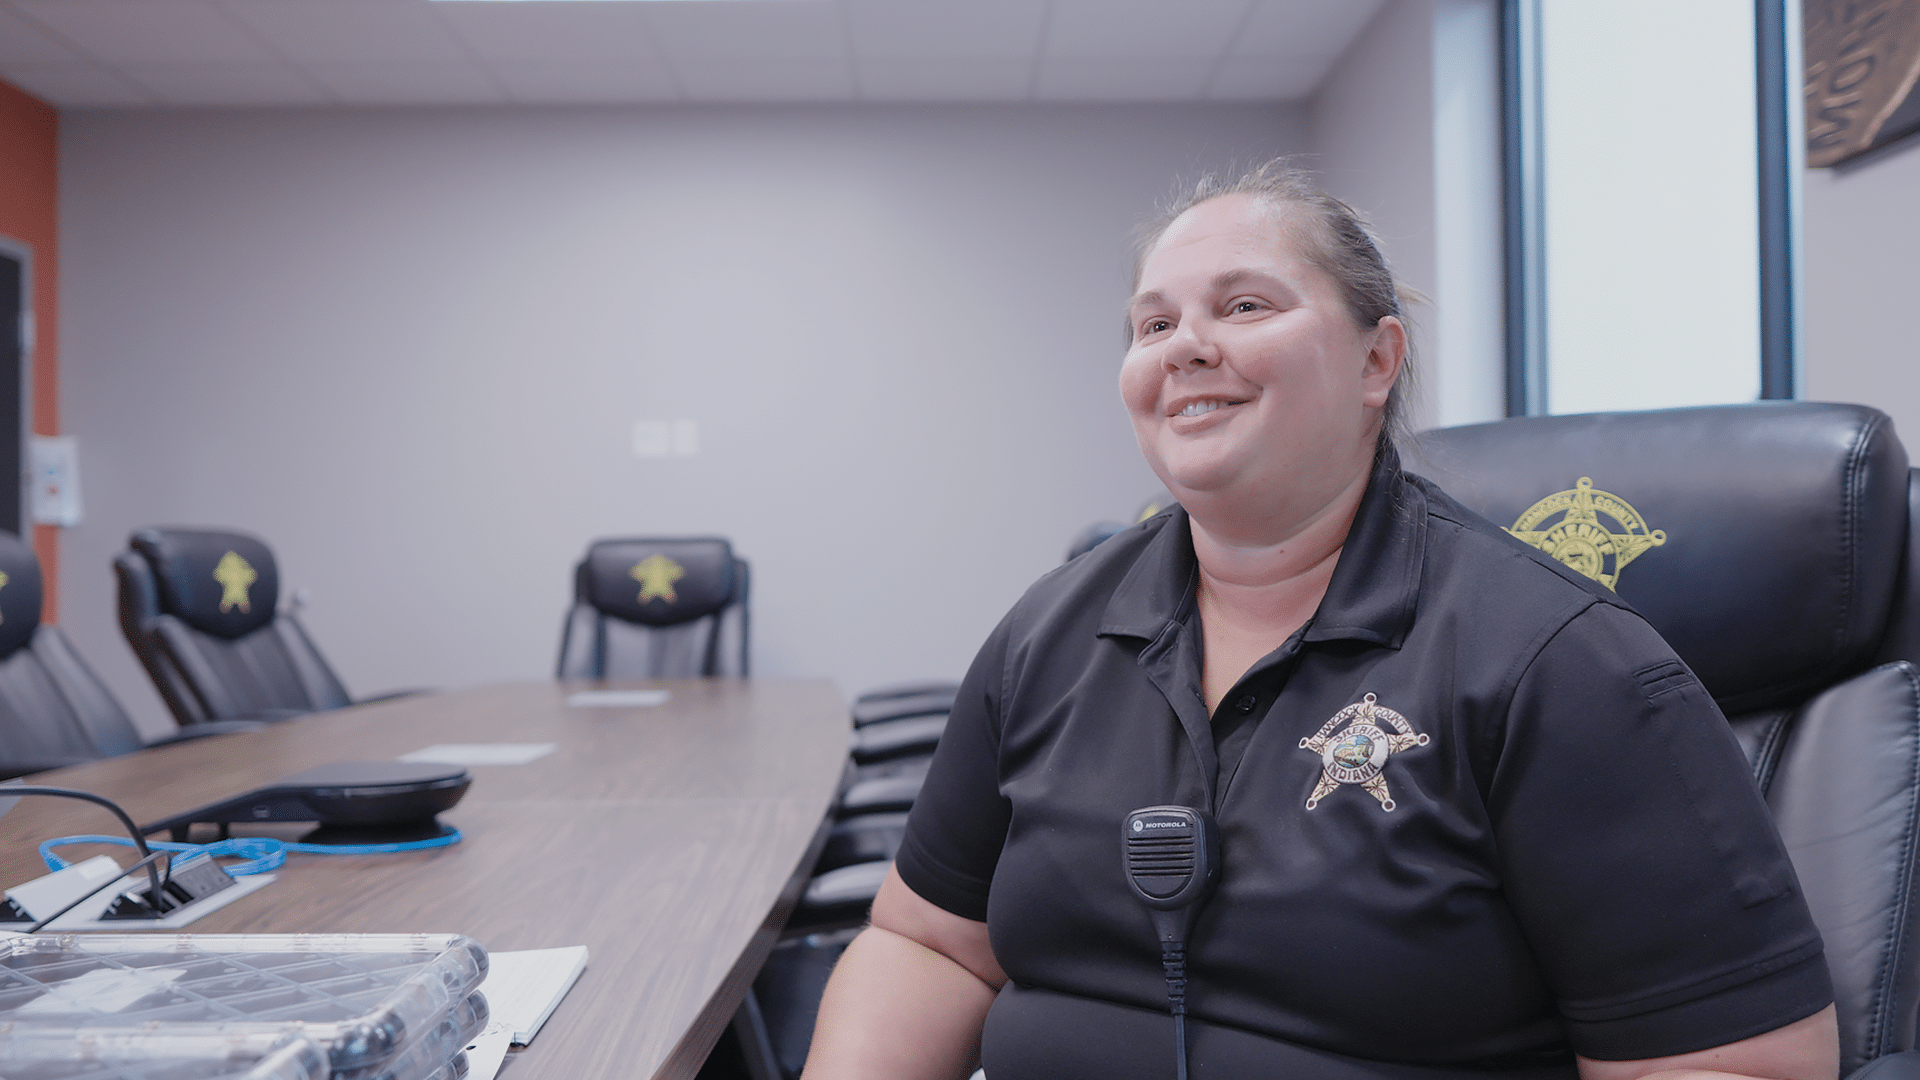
[{"left": 140, "top": 761, "right": 472, "bottom": 845}]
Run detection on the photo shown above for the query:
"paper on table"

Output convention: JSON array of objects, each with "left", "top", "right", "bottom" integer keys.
[
  {"left": 565, "top": 689, "right": 670, "bottom": 708},
  {"left": 462, "top": 1027, "right": 513, "bottom": 1080},
  {"left": 398, "top": 744, "right": 557, "bottom": 766},
  {"left": 480, "top": 946, "right": 588, "bottom": 1045}
]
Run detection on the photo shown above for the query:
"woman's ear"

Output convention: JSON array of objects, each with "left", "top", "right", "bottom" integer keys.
[{"left": 1360, "top": 316, "right": 1407, "bottom": 408}]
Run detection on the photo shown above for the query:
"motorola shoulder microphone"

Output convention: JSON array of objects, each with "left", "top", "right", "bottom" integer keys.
[{"left": 1123, "top": 805, "right": 1220, "bottom": 1080}]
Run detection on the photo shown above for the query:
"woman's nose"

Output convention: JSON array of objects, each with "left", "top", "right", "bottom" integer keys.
[{"left": 1163, "top": 319, "right": 1220, "bottom": 370}]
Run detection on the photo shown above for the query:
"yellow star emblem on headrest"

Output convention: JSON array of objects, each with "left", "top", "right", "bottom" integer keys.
[
  {"left": 1508, "top": 477, "right": 1666, "bottom": 591},
  {"left": 213, "top": 551, "right": 258, "bottom": 614},
  {"left": 631, "top": 554, "right": 685, "bottom": 605}
]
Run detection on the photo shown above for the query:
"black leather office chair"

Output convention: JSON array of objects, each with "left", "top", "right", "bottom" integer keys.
[
  {"left": 1416, "top": 401, "right": 1920, "bottom": 1078},
  {"left": 556, "top": 537, "right": 749, "bottom": 679},
  {"left": 0, "top": 531, "right": 256, "bottom": 776},
  {"left": 116, "top": 528, "right": 361, "bottom": 725}
]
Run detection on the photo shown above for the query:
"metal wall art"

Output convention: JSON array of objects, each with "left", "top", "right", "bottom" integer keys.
[{"left": 1806, "top": 0, "right": 1920, "bottom": 166}]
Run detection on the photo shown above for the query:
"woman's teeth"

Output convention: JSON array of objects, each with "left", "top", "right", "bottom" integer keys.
[{"left": 1181, "top": 400, "right": 1227, "bottom": 417}]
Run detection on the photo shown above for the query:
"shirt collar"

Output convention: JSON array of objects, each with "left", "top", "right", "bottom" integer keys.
[{"left": 1098, "top": 450, "right": 1426, "bottom": 649}]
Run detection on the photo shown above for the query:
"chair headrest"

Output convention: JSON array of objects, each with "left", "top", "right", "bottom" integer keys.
[
  {"left": 0, "top": 531, "right": 43, "bottom": 659},
  {"left": 1414, "top": 402, "right": 1909, "bottom": 714},
  {"left": 128, "top": 528, "right": 279, "bottom": 640},
  {"left": 579, "top": 537, "right": 737, "bottom": 626}
]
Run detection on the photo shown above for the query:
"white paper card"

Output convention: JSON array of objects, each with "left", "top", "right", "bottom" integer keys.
[
  {"left": 565, "top": 690, "right": 670, "bottom": 708},
  {"left": 481, "top": 946, "right": 588, "bottom": 1044},
  {"left": 7, "top": 856, "right": 126, "bottom": 922},
  {"left": 28, "top": 435, "right": 81, "bottom": 527},
  {"left": 399, "top": 743, "right": 556, "bottom": 766},
  {"left": 18, "top": 967, "right": 184, "bottom": 1015},
  {"left": 462, "top": 1027, "right": 513, "bottom": 1080}
]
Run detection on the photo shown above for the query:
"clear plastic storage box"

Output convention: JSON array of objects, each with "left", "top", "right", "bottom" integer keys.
[
  {"left": 347, "top": 991, "right": 485, "bottom": 1080},
  {"left": 0, "top": 1030, "right": 330, "bottom": 1080},
  {"left": 0, "top": 934, "right": 488, "bottom": 1073}
]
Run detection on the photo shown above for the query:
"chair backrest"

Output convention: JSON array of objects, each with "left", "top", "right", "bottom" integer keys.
[
  {"left": 0, "top": 529, "right": 146, "bottom": 766},
  {"left": 116, "top": 528, "right": 351, "bottom": 724},
  {"left": 1416, "top": 401, "right": 1919, "bottom": 1072},
  {"left": 556, "top": 537, "right": 749, "bottom": 679}
]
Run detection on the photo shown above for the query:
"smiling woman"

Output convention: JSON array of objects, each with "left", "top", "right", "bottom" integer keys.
[{"left": 800, "top": 161, "right": 1839, "bottom": 1080}]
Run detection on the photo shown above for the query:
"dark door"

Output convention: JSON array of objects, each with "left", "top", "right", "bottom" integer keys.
[{"left": 0, "top": 250, "right": 22, "bottom": 537}]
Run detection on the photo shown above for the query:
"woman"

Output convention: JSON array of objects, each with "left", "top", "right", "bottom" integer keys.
[{"left": 803, "top": 163, "right": 1838, "bottom": 1079}]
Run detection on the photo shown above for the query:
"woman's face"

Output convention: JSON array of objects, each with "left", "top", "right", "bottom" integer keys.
[{"left": 1119, "top": 194, "right": 1402, "bottom": 522}]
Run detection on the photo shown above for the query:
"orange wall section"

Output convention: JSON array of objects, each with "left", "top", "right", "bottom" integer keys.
[{"left": 0, "top": 79, "right": 58, "bottom": 623}]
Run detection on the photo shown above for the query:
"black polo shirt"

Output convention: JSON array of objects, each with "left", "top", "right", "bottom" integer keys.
[{"left": 896, "top": 454, "right": 1831, "bottom": 1078}]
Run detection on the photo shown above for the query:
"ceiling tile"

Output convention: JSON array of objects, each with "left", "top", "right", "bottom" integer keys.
[
  {"left": 224, "top": 1, "right": 471, "bottom": 65},
  {"left": 117, "top": 62, "right": 327, "bottom": 105},
  {"left": 0, "top": 62, "right": 154, "bottom": 105},
  {"left": 435, "top": 3, "right": 659, "bottom": 63},
  {"left": 1206, "top": 54, "right": 1318, "bottom": 100},
  {"left": 843, "top": 0, "right": 1046, "bottom": 61},
  {"left": 639, "top": 3, "right": 847, "bottom": 60},
  {"left": 0, "top": 5, "right": 88, "bottom": 65},
  {"left": 15, "top": 0, "right": 276, "bottom": 65},
  {"left": 856, "top": 56, "right": 1031, "bottom": 101},
  {"left": 1044, "top": 0, "right": 1254, "bottom": 59},
  {"left": 305, "top": 61, "right": 506, "bottom": 104},
  {"left": 674, "top": 57, "right": 854, "bottom": 101},
  {"left": 491, "top": 61, "right": 680, "bottom": 104},
  {"left": 1034, "top": 55, "right": 1213, "bottom": 101},
  {"left": 1233, "top": 0, "right": 1385, "bottom": 58}
]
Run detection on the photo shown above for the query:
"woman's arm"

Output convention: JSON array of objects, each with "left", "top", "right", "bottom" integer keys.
[
  {"left": 1576, "top": 1004, "right": 1838, "bottom": 1080},
  {"left": 801, "top": 864, "right": 1008, "bottom": 1080}
]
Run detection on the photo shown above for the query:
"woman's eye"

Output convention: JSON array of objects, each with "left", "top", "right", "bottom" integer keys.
[
  {"left": 1231, "top": 300, "right": 1261, "bottom": 314},
  {"left": 1144, "top": 318, "right": 1171, "bottom": 335}
]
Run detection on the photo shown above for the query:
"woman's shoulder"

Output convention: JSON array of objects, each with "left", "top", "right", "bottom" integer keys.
[
  {"left": 1408, "top": 470, "right": 1631, "bottom": 609},
  {"left": 1000, "top": 509, "right": 1188, "bottom": 641},
  {"left": 1396, "top": 470, "right": 1680, "bottom": 677}
]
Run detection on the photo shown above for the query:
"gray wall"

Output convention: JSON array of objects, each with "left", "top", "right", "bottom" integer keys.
[
  {"left": 58, "top": 103, "right": 1305, "bottom": 736},
  {"left": 1802, "top": 141, "right": 1920, "bottom": 442},
  {"left": 1306, "top": 0, "right": 1504, "bottom": 432}
]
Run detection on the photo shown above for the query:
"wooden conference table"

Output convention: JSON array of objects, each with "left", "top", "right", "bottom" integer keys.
[{"left": 0, "top": 679, "right": 852, "bottom": 1080}]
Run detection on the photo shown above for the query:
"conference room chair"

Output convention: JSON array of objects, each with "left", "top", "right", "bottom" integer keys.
[
  {"left": 1065, "top": 490, "right": 1178, "bottom": 563},
  {"left": 1416, "top": 401, "right": 1920, "bottom": 1078},
  {"left": 115, "top": 528, "right": 388, "bottom": 726},
  {"left": 556, "top": 537, "right": 749, "bottom": 679},
  {"left": 554, "top": 536, "right": 828, "bottom": 1080},
  {"left": 0, "top": 530, "right": 258, "bottom": 777}
]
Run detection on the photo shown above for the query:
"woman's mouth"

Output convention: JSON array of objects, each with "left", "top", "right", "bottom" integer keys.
[{"left": 1178, "top": 399, "right": 1236, "bottom": 418}]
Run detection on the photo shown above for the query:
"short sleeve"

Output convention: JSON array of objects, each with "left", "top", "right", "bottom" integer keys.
[
  {"left": 894, "top": 617, "right": 1016, "bottom": 923},
  {"left": 1489, "top": 602, "right": 1832, "bottom": 1060}
]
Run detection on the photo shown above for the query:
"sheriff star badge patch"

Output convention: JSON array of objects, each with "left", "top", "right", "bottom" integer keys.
[{"left": 1300, "top": 693, "right": 1428, "bottom": 812}]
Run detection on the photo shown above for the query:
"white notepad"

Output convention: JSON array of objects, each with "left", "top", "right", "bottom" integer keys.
[
  {"left": 398, "top": 743, "right": 556, "bottom": 766},
  {"left": 565, "top": 689, "right": 671, "bottom": 708},
  {"left": 479, "top": 945, "right": 588, "bottom": 1045}
]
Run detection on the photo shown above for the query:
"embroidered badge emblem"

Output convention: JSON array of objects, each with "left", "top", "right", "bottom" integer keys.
[
  {"left": 213, "top": 551, "right": 257, "bottom": 614},
  {"left": 1506, "top": 477, "right": 1666, "bottom": 591},
  {"left": 1300, "top": 694, "right": 1428, "bottom": 812},
  {"left": 630, "top": 554, "right": 685, "bottom": 605}
]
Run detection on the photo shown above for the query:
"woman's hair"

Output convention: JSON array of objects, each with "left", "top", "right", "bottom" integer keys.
[{"left": 1132, "top": 159, "right": 1421, "bottom": 454}]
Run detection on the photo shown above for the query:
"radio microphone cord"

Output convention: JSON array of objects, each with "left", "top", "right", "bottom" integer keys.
[{"left": 1123, "top": 805, "right": 1220, "bottom": 1080}]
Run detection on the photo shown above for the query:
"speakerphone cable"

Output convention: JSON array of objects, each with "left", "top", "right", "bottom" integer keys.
[{"left": 39, "top": 828, "right": 464, "bottom": 878}]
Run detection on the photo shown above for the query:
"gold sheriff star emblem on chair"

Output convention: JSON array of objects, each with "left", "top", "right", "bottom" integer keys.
[
  {"left": 630, "top": 554, "right": 685, "bottom": 605},
  {"left": 1506, "top": 477, "right": 1666, "bottom": 591},
  {"left": 213, "top": 551, "right": 257, "bottom": 614}
]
